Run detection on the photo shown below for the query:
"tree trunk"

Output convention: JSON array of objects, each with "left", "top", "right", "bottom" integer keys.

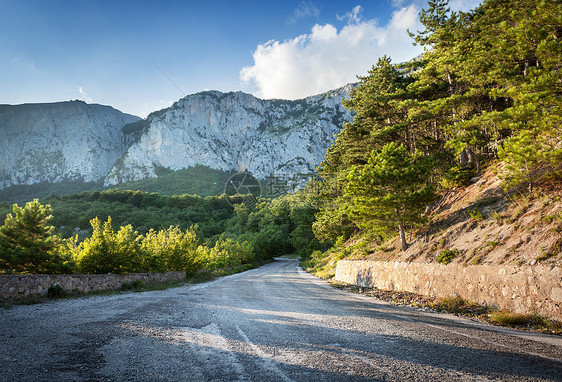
[
  {"left": 398, "top": 221, "right": 408, "bottom": 251},
  {"left": 396, "top": 209, "right": 408, "bottom": 251}
]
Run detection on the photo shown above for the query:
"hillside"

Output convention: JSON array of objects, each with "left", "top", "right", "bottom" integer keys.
[{"left": 311, "top": 164, "right": 562, "bottom": 279}]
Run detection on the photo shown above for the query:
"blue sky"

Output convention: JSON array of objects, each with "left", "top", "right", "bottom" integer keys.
[{"left": 1, "top": 0, "right": 481, "bottom": 117}]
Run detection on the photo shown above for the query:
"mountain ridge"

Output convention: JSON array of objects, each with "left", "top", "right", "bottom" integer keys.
[{"left": 0, "top": 85, "right": 355, "bottom": 195}]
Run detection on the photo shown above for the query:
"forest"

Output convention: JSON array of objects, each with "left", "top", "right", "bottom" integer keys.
[{"left": 0, "top": 0, "right": 560, "bottom": 276}]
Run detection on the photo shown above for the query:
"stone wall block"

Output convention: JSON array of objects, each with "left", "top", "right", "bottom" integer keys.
[
  {"left": 0, "top": 271, "right": 187, "bottom": 301},
  {"left": 335, "top": 260, "right": 562, "bottom": 320}
]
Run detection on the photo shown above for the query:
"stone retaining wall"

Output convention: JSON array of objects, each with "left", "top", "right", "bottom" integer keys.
[
  {"left": 335, "top": 260, "right": 562, "bottom": 320},
  {"left": 0, "top": 271, "right": 187, "bottom": 301}
]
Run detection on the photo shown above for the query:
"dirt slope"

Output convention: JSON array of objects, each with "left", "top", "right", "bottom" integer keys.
[{"left": 363, "top": 163, "right": 562, "bottom": 267}]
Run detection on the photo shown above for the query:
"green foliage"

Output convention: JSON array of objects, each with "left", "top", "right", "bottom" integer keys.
[
  {"left": 0, "top": 166, "right": 234, "bottom": 204},
  {"left": 0, "top": 199, "right": 72, "bottom": 274},
  {"left": 232, "top": 192, "right": 330, "bottom": 261},
  {"left": 71, "top": 217, "right": 145, "bottom": 274},
  {"left": 441, "top": 165, "right": 476, "bottom": 188},
  {"left": 141, "top": 226, "right": 200, "bottom": 273},
  {"left": 466, "top": 209, "right": 484, "bottom": 222},
  {"left": 198, "top": 236, "right": 255, "bottom": 272},
  {"left": 436, "top": 248, "right": 459, "bottom": 264},
  {"left": 0, "top": 187, "right": 325, "bottom": 274},
  {"left": 0, "top": 180, "right": 104, "bottom": 205},
  {"left": 46, "top": 284, "right": 67, "bottom": 298},
  {"left": 498, "top": 129, "right": 562, "bottom": 192},
  {"left": 311, "top": 3, "right": 562, "bottom": 245},
  {"left": 45, "top": 190, "right": 235, "bottom": 239},
  {"left": 115, "top": 165, "right": 236, "bottom": 197},
  {"left": 345, "top": 143, "right": 435, "bottom": 250}
]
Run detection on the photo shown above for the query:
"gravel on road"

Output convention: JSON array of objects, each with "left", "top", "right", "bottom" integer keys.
[{"left": 1, "top": 259, "right": 561, "bottom": 381}]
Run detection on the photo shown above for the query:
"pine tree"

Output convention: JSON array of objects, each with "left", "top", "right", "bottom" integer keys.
[
  {"left": 313, "top": 56, "right": 415, "bottom": 242},
  {"left": 0, "top": 199, "right": 66, "bottom": 273},
  {"left": 345, "top": 143, "right": 435, "bottom": 251}
]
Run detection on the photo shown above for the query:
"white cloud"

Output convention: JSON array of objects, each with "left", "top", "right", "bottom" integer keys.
[
  {"left": 336, "top": 5, "right": 363, "bottom": 24},
  {"left": 240, "top": 5, "right": 423, "bottom": 100},
  {"left": 288, "top": 1, "right": 320, "bottom": 24},
  {"left": 78, "top": 86, "right": 93, "bottom": 103}
]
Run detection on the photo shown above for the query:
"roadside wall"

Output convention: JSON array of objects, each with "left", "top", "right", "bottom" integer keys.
[
  {"left": 0, "top": 271, "right": 187, "bottom": 301},
  {"left": 335, "top": 260, "right": 562, "bottom": 320}
]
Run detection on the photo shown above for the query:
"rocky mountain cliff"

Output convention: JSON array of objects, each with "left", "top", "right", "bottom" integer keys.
[
  {"left": 104, "top": 86, "right": 353, "bottom": 185},
  {"left": 0, "top": 86, "right": 353, "bottom": 191},
  {"left": 0, "top": 101, "right": 140, "bottom": 190}
]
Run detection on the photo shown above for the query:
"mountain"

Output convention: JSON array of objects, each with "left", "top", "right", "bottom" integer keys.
[
  {"left": 0, "top": 101, "right": 140, "bottom": 190},
  {"left": 0, "top": 86, "right": 354, "bottom": 196},
  {"left": 104, "top": 86, "right": 354, "bottom": 185}
]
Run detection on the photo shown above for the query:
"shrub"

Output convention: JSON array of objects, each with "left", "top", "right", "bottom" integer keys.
[
  {"left": 72, "top": 217, "right": 145, "bottom": 274},
  {"left": 488, "top": 311, "right": 543, "bottom": 327},
  {"left": 198, "top": 236, "right": 255, "bottom": 271},
  {"left": 46, "top": 284, "right": 67, "bottom": 298},
  {"left": 141, "top": 226, "right": 200, "bottom": 273},
  {"left": 436, "top": 249, "right": 459, "bottom": 265},
  {"left": 466, "top": 209, "right": 484, "bottom": 221},
  {"left": 120, "top": 281, "right": 132, "bottom": 290},
  {"left": 430, "top": 296, "right": 488, "bottom": 315}
]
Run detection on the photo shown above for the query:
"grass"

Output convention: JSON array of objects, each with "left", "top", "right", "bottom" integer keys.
[
  {"left": 470, "top": 255, "right": 483, "bottom": 265},
  {"left": 490, "top": 211, "right": 504, "bottom": 224},
  {"left": 486, "top": 311, "right": 562, "bottom": 334},
  {"left": 535, "top": 238, "right": 562, "bottom": 262},
  {"left": 487, "top": 240, "right": 500, "bottom": 249},
  {"left": 488, "top": 311, "right": 540, "bottom": 326},
  {"left": 430, "top": 296, "right": 489, "bottom": 315}
]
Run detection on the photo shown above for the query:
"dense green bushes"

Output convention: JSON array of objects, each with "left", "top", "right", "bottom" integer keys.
[
  {"left": 68, "top": 217, "right": 256, "bottom": 275},
  {"left": 141, "top": 226, "right": 200, "bottom": 272},
  {"left": 0, "top": 190, "right": 325, "bottom": 275},
  {"left": 70, "top": 217, "right": 145, "bottom": 274},
  {"left": 41, "top": 190, "right": 237, "bottom": 239}
]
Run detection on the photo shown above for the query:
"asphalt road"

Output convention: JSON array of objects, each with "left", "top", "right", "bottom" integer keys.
[{"left": 1, "top": 259, "right": 561, "bottom": 381}]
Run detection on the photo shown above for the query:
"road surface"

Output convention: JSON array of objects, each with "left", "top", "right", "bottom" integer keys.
[{"left": 1, "top": 260, "right": 561, "bottom": 381}]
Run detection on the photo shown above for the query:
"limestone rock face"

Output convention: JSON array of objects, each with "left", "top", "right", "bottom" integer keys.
[
  {"left": 0, "top": 101, "right": 140, "bottom": 189},
  {"left": 0, "top": 85, "right": 353, "bottom": 190},
  {"left": 104, "top": 86, "right": 353, "bottom": 185}
]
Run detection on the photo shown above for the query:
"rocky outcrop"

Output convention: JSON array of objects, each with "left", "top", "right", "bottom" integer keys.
[
  {"left": 104, "top": 86, "right": 353, "bottom": 185},
  {"left": 0, "top": 85, "right": 353, "bottom": 191},
  {"left": 0, "top": 101, "right": 140, "bottom": 189}
]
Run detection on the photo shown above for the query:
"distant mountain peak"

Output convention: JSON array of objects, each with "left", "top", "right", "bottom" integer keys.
[{"left": 0, "top": 86, "right": 354, "bottom": 192}]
